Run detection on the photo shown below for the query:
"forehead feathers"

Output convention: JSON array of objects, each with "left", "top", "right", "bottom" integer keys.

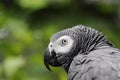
[
  {"left": 50, "top": 25, "right": 90, "bottom": 41},
  {"left": 51, "top": 28, "right": 73, "bottom": 41}
]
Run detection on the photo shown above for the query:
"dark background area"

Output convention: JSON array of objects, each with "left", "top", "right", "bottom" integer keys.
[{"left": 0, "top": 0, "right": 120, "bottom": 80}]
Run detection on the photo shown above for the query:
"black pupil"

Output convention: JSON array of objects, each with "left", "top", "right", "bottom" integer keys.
[{"left": 63, "top": 40, "right": 66, "bottom": 43}]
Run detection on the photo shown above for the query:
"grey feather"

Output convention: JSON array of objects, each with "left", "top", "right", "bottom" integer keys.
[
  {"left": 44, "top": 25, "right": 120, "bottom": 80},
  {"left": 68, "top": 47, "right": 120, "bottom": 80}
]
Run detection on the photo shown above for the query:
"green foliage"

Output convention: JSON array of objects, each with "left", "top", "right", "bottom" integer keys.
[{"left": 0, "top": 0, "right": 119, "bottom": 80}]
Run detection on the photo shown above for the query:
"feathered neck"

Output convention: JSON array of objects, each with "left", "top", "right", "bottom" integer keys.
[
  {"left": 72, "top": 25, "right": 113, "bottom": 54},
  {"left": 63, "top": 25, "right": 114, "bottom": 72}
]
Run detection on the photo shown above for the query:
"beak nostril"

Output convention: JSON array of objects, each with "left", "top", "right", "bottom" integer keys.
[{"left": 50, "top": 45, "right": 52, "bottom": 47}]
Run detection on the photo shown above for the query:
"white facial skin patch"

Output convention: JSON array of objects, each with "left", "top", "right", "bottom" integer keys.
[{"left": 48, "top": 35, "right": 74, "bottom": 54}]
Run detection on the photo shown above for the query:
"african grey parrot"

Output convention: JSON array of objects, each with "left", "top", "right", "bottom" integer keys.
[{"left": 44, "top": 25, "right": 120, "bottom": 80}]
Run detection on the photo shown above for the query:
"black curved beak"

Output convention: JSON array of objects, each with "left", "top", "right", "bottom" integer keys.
[{"left": 44, "top": 48, "right": 62, "bottom": 71}]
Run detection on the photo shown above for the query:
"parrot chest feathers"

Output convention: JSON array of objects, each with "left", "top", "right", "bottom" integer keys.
[{"left": 68, "top": 47, "right": 120, "bottom": 80}]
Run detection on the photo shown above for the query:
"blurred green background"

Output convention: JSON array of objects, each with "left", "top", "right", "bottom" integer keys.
[{"left": 0, "top": 0, "right": 120, "bottom": 80}]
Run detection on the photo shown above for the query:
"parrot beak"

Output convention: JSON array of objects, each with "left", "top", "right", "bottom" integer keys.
[
  {"left": 44, "top": 48, "right": 62, "bottom": 71},
  {"left": 44, "top": 48, "right": 53, "bottom": 71}
]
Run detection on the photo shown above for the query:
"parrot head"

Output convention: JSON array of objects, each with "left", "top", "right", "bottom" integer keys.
[
  {"left": 44, "top": 26, "right": 80, "bottom": 72},
  {"left": 44, "top": 25, "right": 112, "bottom": 72}
]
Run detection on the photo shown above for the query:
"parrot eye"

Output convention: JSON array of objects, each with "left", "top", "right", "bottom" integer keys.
[{"left": 61, "top": 39, "right": 68, "bottom": 45}]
